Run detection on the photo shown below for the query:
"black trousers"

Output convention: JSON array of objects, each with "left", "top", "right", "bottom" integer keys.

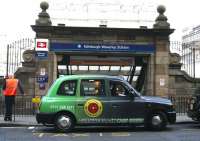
[{"left": 4, "top": 96, "right": 15, "bottom": 120}]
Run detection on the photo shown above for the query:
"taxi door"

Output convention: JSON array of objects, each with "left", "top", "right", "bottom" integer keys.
[
  {"left": 109, "top": 80, "right": 145, "bottom": 124},
  {"left": 75, "top": 79, "right": 111, "bottom": 124}
]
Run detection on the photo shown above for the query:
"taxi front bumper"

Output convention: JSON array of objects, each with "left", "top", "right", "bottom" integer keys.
[{"left": 167, "top": 111, "right": 176, "bottom": 124}]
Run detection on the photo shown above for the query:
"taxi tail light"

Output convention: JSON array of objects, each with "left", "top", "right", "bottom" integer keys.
[
  {"left": 38, "top": 101, "right": 42, "bottom": 111},
  {"left": 38, "top": 96, "right": 44, "bottom": 111}
]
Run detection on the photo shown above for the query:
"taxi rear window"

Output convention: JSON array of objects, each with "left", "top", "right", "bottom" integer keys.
[
  {"left": 57, "top": 80, "right": 77, "bottom": 96},
  {"left": 80, "top": 79, "right": 105, "bottom": 96}
]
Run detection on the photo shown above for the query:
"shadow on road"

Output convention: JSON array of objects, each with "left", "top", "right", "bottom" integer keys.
[{"left": 35, "top": 125, "right": 175, "bottom": 134}]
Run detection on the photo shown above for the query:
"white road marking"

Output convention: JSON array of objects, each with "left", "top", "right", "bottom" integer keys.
[
  {"left": 99, "top": 133, "right": 103, "bottom": 136},
  {"left": 0, "top": 127, "right": 25, "bottom": 129},
  {"left": 72, "top": 133, "right": 89, "bottom": 137},
  {"left": 28, "top": 126, "right": 35, "bottom": 130},
  {"left": 52, "top": 133, "right": 69, "bottom": 137},
  {"left": 39, "top": 133, "right": 44, "bottom": 138}
]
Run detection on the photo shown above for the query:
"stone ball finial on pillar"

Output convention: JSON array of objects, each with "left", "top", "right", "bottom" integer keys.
[
  {"left": 35, "top": 1, "right": 52, "bottom": 26},
  {"left": 153, "top": 5, "right": 170, "bottom": 29},
  {"left": 157, "top": 5, "right": 166, "bottom": 14},
  {"left": 40, "top": 1, "right": 49, "bottom": 11}
]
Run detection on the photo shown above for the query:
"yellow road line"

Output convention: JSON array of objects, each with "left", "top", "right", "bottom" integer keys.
[{"left": 111, "top": 132, "right": 130, "bottom": 137}]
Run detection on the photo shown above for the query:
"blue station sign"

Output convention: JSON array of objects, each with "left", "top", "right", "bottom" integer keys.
[
  {"left": 36, "top": 51, "right": 48, "bottom": 59},
  {"left": 50, "top": 42, "right": 155, "bottom": 53},
  {"left": 36, "top": 75, "right": 48, "bottom": 83}
]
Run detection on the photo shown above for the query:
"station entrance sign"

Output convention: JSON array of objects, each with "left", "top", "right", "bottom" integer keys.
[
  {"left": 50, "top": 42, "right": 155, "bottom": 53},
  {"left": 35, "top": 39, "right": 49, "bottom": 59},
  {"left": 35, "top": 39, "right": 49, "bottom": 51}
]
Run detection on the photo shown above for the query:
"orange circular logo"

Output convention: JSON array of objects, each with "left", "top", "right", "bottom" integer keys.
[{"left": 84, "top": 99, "right": 103, "bottom": 117}]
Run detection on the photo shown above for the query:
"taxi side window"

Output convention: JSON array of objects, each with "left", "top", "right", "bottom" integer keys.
[
  {"left": 57, "top": 80, "right": 77, "bottom": 96},
  {"left": 110, "top": 81, "right": 128, "bottom": 97},
  {"left": 81, "top": 79, "right": 105, "bottom": 96}
]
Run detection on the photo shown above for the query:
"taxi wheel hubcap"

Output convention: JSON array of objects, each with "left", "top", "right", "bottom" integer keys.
[
  {"left": 152, "top": 115, "right": 162, "bottom": 126},
  {"left": 57, "top": 115, "right": 72, "bottom": 129}
]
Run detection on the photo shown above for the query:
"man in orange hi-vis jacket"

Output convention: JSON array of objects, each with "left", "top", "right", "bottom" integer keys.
[{"left": 2, "top": 75, "right": 24, "bottom": 121}]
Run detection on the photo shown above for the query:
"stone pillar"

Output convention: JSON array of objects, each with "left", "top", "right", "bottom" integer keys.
[
  {"left": 34, "top": 52, "right": 57, "bottom": 96},
  {"left": 154, "top": 38, "right": 170, "bottom": 97},
  {"left": 33, "top": 1, "right": 54, "bottom": 96},
  {"left": 146, "top": 54, "right": 155, "bottom": 96},
  {"left": 153, "top": 5, "right": 172, "bottom": 97}
]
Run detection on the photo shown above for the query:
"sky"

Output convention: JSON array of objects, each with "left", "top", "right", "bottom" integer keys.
[{"left": 0, "top": 0, "right": 200, "bottom": 42}]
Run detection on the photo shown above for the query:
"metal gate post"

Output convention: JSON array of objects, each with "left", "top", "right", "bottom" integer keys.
[{"left": 13, "top": 97, "right": 15, "bottom": 122}]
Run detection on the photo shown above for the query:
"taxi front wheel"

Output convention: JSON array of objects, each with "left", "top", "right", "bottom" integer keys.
[
  {"left": 146, "top": 111, "right": 167, "bottom": 131},
  {"left": 54, "top": 113, "right": 75, "bottom": 132}
]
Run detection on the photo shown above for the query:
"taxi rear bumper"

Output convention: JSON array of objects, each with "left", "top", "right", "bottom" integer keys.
[{"left": 36, "top": 113, "right": 55, "bottom": 124}]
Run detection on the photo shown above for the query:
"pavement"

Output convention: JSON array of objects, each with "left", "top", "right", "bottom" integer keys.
[
  {"left": 0, "top": 115, "right": 195, "bottom": 127},
  {"left": 0, "top": 115, "right": 41, "bottom": 127}
]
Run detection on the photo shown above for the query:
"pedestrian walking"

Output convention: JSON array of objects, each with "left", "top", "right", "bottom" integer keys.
[{"left": 2, "top": 75, "right": 24, "bottom": 121}]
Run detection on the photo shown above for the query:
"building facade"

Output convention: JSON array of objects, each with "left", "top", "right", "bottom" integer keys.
[
  {"left": 182, "top": 25, "right": 200, "bottom": 78},
  {"left": 17, "top": 2, "right": 173, "bottom": 97},
  {"left": 17, "top": 2, "right": 200, "bottom": 98}
]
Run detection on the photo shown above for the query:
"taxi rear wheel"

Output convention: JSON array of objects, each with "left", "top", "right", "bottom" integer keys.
[
  {"left": 54, "top": 113, "right": 75, "bottom": 132},
  {"left": 146, "top": 111, "right": 167, "bottom": 131}
]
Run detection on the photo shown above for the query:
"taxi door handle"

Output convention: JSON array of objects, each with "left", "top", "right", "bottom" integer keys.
[
  {"left": 112, "top": 104, "right": 120, "bottom": 108},
  {"left": 78, "top": 104, "right": 84, "bottom": 106}
]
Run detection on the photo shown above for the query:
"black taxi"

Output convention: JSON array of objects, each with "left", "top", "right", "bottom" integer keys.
[{"left": 36, "top": 75, "right": 176, "bottom": 132}]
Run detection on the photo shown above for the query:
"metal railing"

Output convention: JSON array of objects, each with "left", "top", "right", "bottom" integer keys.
[
  {"left": 169, "top": 95, "right": 191, "bottom": 116},
  {"left": 170, "top": 41, "right": 200, "bottom": 78},
  {"left": 0, "top": 95, "right": 192, "bottom": 117},
  {"left": 6, "top": 38, "right": 34, "bottom": 76},
  {"left": 0, "top": 95, "right": 35, "bottom": 116}
]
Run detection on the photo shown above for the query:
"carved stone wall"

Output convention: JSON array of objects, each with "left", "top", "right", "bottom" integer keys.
[
  {"left": 15, "top": 50, "right": 36, "bottom": 95},
  {"left": 169, "top": 53, "right": 200, "bottom": 96}
]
